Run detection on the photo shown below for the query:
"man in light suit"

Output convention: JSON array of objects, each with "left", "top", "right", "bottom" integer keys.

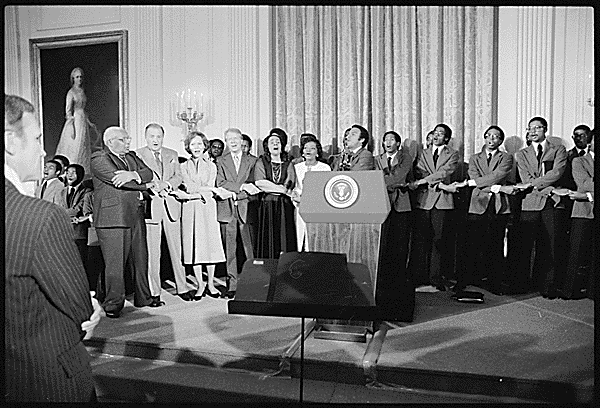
[
  {"left": 34, "top": 159, "right": 64, "bottom": 203},
  {"left": 374, "top": 130, "right": 413, "bottom": 307},
  {"left": 91, "top": 126, "right": 156, "bottom": 317},
  {"left": 136, "top": 123, "right": 194, "bottom": 304},
  {"left": 510, "top": 116, "right": 567, "bottom": 298},
  {"left": 330, "top": 124, "right": 375, "bottom": 171},
  {"left": 408, "top": 123, "right": 459, "bottom": 291},
  {"left": 453, "top": 126, "right": 514, "bottom": 294},
  {"left": 560, "top": 132, "right": 594, "bottom": 300},
  {"left": 216, "top": 127, "right": 259, "bottom": 299},
  {"left": 5, "top": 94, "right": 101, "bottom": 401}
]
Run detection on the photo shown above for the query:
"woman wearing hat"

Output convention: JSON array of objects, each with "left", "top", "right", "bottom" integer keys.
[{"left": 254, "top": 129, "right": 298, "bottom": 258}]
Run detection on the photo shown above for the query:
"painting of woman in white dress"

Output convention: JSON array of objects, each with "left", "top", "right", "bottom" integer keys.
[{"left": 54, "top": 67, "right": 100, "bottom": 176}]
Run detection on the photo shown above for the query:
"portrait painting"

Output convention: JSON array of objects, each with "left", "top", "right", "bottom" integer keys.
[{"left": 30, "top": 30, "right": 128, "bottom": 176}]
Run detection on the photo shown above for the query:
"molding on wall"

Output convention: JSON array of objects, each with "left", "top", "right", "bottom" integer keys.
[
  {"left": 4, "top": 6, "right": 23, "bottom": 95},
  {"left": 38, "top": 6, "right": 121, "bottom": 31}
]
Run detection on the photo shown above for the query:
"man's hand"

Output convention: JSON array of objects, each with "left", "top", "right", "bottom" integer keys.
[
  {"left": 499, "top": 185, "right": 516, "bottom": 195},
  {"left": 153, "top": 180, "right": 170, "bottom": 193},
  {"left": 82, "top": 292, "right": 102, "bottom": 340},
  {"left": 552, "top": 188, "right": 571, "bottom": 197},
  {"left": 438, "top": 182, "right": 458, "bottom": 193},
  {"left": 112, "top": 170, "right": 138, "bottom": 188},
  {"left": 568, "top": 191, "right": 588, "bottom": 201}
]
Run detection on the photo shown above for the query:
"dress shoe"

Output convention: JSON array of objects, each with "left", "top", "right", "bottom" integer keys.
[
  {"left": 149, "top": 298, "right": 165, "bottom": 307},
  {"left": 105, "top": 311, "right": 120, "bottom": 319},
  {"left": 451, "top": 283, "right": 467, "bottom": 293},
  {"left": 178, "top": 290, "right": 196, "bottom": 302},
  {"left": 222, "top": 290, "right": 236, "bottom": 299}
]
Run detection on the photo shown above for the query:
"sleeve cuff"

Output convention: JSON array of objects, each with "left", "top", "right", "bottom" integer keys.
[
  {"left": 134, "top": 171, "right": 142, "bottom": 184},
  {"left": 468, "top": 179, "right": 477, "bottom": 187},
  {"left": 587, "top": 192, "right": 593, "bottom": 202},
  {"left": 490, "top": 184, "right": 501, "bottom": 194}
]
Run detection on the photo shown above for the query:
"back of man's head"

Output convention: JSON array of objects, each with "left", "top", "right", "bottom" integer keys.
[{"left": 5, "top": 94, "right": 35, "bottom": 138}]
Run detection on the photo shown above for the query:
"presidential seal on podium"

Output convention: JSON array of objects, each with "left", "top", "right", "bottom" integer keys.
[{"left": 324, "top": 174, "right": 359, "bottom": 209}]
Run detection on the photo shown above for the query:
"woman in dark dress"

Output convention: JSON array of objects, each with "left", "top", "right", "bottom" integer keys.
[{"left": 254, "top": 131, "right": 297, "bottom": 259}]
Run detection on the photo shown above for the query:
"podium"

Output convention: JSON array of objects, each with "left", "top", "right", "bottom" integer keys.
[{"left": 299, "top": 171, "right": 402, "bottom": 340}]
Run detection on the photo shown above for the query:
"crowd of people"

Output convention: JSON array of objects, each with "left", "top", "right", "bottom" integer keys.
[
  {"left": 4, "top": 91, "right": 595, "bottom": 402},
  {"left": 34, "top": 118, "right": 598, "bottom": 316}
]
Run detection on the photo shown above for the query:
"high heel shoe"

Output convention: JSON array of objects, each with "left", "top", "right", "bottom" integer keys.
[
  {"left": 204, "top": 286, "right": 221, "bottom": 299},
  {"left": 193, "top": 287, "right": 205, "bottom": 301}
]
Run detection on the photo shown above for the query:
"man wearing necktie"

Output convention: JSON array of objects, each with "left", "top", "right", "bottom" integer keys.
[
  {"left": 34, "top": 159, "right": 63, "bottom": 203},
  {"left": 91, "top": 126, "right": 156, "bottom": 317},
  {"left": 408, "top": 123, "right": 459, "bottom": 291},
  {"left": 216, "top": 128, "right": 259, "bottom": 299},
  {"left": 510, "top": 117, "right": 567, "bottom": 298},
  {"left": 330, "top": 125, "right": 375, "bottom": 171},
  {"left": 136, "top": 123, "right": 194, "bottom": 304},
  {"left": 374, "top": 130, "right": 413, "bottom": 308},
  {"left": 453, "top": 126, "right": 514, "bottom": 294}
]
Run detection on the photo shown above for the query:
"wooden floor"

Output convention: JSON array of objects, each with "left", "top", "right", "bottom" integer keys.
[{"left": 85, "top": 276, "right": 594, "bottom": 403}]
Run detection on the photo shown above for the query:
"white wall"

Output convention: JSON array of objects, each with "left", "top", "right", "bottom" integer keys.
[
  {"left": 498, "top": 6, "right": 594, "bottom": 151},
  {"left": 4, "top": 5, "right": 273, "bottom": 158}
]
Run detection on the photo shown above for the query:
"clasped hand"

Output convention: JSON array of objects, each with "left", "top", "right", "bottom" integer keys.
[{"left": 82, "top": 292, "right": 102, "bottom": 340}]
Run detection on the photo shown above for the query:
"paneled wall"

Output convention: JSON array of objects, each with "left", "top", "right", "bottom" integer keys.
[
  {"left": 498, "top": 6, "right": 594, "bottom": 150},
  {"left": 4, "top": 5, "right": 273, "bottom": 158}
]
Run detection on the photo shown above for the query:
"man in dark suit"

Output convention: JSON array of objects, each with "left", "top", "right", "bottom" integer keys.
[
  {"left": 374, "top": 130, "right": 413, "bottom": 307},
  {"left": 453, "top": 126, "right": 514, "bottom": 294},
  {"left": 408, "top": 123, "right": 459, "bottom": 291},
  {"left": 5, "top": 94, "right": 101, "bottom": 401},
  {"left": 216, "top": 127, "right": 260, "bottom": 299},
  {"left": 330, "top": 124, "right": 375, "bottom": 171},
  {"left": 510, "top": 116, "right": 567, "bottom": 298},
  {"left": 561, "top": 133, "right": 594, "bottom": 299},
  {"left": 91, "top": 126, "right": 157, "bottom": 317},
  {"left": 136, "top": 123, "right": 194, "bottom": 303}
]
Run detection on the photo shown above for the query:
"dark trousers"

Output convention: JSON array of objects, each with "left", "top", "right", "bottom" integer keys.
[
  {"left": 508, "top": 201, "right": 567, "bottom": 294},
  {"left": 221, "top": 212, "right": 254, "bottom": 292},
  {"left": 96, "top": 205, "right": 152, "bottom": 313},
  {"left": 458, "top": 205, "right": 509, "bottom": 288},
  {"left": 562, "top": 218, "right": 594, "bottom": 299},
  {"left": 409, "top": 208, "right": 453, "bottom": 286},
  {"left": 376, "top": 210, "right": 412, "bottom": 306}
]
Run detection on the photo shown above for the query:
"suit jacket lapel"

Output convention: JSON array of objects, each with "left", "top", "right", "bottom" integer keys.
[
  {"left": 424, "top": 148, "right": 435, "bottom": 172},
  {"left": 523, "top": 145, "right": 538, "bottom": 171},
  {"left": 237, "top": 154, "right": 249, "bottom": 181},
  {"left": 488, "top": 151, "right": 501, "bottom": 171},
  {"left": 435, "top": 146, "right": 449, "bottom": 170}
]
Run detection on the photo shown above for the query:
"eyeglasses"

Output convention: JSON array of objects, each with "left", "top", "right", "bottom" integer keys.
[{"left": 525, "top": 125, "right": 544, "bottom": 132}]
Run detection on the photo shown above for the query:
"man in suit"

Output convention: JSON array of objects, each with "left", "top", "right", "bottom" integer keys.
[
  {"left": 453, "top": 126, "right": 514, "bottom": 294},
  {"left": 208, "top": 138, "right": 225, "bottom": 163},
  {"left": 374, "top": 130, "right": 413, "bottom": 306},
  {"left": 330, "top": 124, "right": 375, "bottom": 171},
  {"left": 91, "top": 126, "right": 157, "bottom": 317},
  {"left": 34, "top": 159, "right": 64, "bottom": 203},
  {"left": 216, "top": 127, "right": 260, "bottom": 299},
  {"left": 5, "top": 94, "right": 101, "bottom": 401},
  {"left": 560, "top": 132, "right": 594, "bottom": 299},
  {"left": 136, "top": 123, "right": 194, "bottom": 303},
  {"left": 510, "top": 116, "right": 567, "bottom": 298},
  {"left": 408, "top": 123, "right": 459, "bottom": 291}
]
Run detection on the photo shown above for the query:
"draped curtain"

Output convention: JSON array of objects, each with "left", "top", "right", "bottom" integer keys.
[{"left": 273, "top": 6, "right": 497, "bottom": 162}]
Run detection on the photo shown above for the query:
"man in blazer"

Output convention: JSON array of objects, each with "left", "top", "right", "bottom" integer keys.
[
  {"left": 408, "top": 123, "right": 459, "bottom": 290},
  {"left": 136, "top": 123, "right": 194, "bottom": 303},
  {"left": 5, "top": 94, "right": 100, "bottom": 401},
  {"left": 511, "top": 116, "right": 567, "bottom": 298},
  {"left": 331, "top": 124, "right": 375, "bottom": 171},
  {"left": 34, "top": 159, "right": 64, "bottom": 203},
  {"left": 91, "top": 126, "right": 156, "bottom": 317},
  {"left": 216, "top": 127, "right": 260, "bottom": 299},
  {"left": 374, "top": 130, "right": 413, "bottom": 307},
  {"left": 561, "top": 135, "right": 594, "bottom": 300},
  {"left": 454, "top": 126, "right": 514, "bottom": 294}
]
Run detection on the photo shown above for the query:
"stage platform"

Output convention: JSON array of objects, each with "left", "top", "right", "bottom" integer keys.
[{"left": 85, "top": 277, "right": 595, "bottom": 403}]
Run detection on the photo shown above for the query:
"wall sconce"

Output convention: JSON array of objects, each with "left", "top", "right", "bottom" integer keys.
[{"left": 170, "top": 89, "right": 204, "bottom": 132}]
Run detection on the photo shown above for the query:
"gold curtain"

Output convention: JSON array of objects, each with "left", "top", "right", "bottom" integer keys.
[{"left": 273, "top": 6, "right": 497, "bottom": 162}]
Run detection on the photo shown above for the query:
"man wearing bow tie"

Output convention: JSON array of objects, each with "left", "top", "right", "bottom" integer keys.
[
  {"left": 136, "top": 123, "right": 194, "bottom": 304},
  {"left": 91, "top": 126, "right": 156, "bottom": 317},
  {"left": 510, "top": 117, "right": 567, "bottom": 298}
]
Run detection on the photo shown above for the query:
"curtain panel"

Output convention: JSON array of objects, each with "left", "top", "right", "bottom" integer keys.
[{"left": 273, "top": 6, "right": 497, "bottom": 162}]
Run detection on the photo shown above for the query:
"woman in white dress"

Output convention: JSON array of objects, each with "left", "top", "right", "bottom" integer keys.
[
  {"left": 291, "top": 137, "right": 331, "bottom": 251},
  {"left": 55, "top": 67, "right": 99, "bottom": 176},
  {"left": 175, "top": 131, "right": 226, "bottom": 300}
]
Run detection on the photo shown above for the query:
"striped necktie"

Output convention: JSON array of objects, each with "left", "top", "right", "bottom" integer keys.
[{"left": 154, "top": 151, "right": 163, "bottom": 178}]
